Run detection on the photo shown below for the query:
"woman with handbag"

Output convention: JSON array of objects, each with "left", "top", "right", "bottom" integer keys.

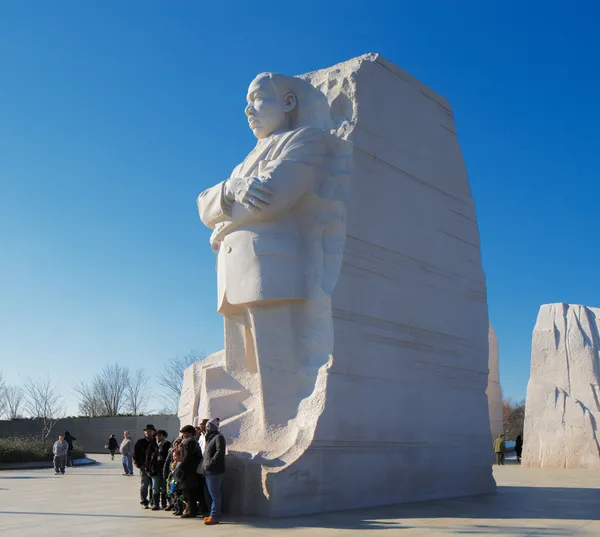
[{"left": 107, "top": 434, "right": 119, "bottom": 461}]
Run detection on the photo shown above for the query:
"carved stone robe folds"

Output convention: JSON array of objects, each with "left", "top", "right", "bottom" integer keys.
[{"left": 197, "top": 126, "right": 342, "bottom": 430}]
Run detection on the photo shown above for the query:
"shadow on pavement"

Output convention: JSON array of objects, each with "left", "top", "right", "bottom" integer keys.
[
  {"left": 238, "top": 486, "right": 600, "bottom": 531},
  {"left": 0, "top": 476, "right": 53, "bottom": 480},
  {"left": 0, "top": 485, "right": 597, "bottom": 535},
  {"left": 0, "top": 511, "right": 174, "bottom": 520}
]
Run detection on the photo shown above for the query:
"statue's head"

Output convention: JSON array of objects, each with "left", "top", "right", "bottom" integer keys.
[{"left": 245, "top": 73, "right": 298, "bottom": 139}]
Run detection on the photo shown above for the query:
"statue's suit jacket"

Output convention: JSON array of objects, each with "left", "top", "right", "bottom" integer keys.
[{"left": 197, "top": 126, "right": 332, "bottom": 313}]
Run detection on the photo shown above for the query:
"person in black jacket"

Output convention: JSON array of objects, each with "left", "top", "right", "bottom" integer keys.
[
  {"left": 515, "top": 434, "right": 523, "bottom": 463},
  {"left": 202, "top": 418, "right": 226, "bottom": 525},
  {"left": 177, "top": 425, "right": 202, "bottom": 518},
  {"left": 107, "top": 434, "right": 119, "bottom": 460},
  {"left": 147, "top": 429, "right": 171, "bottom": 510},
  {"left": 64, "top": 431, "right": 76, "bottom": 467},
  {"left": 133, "top": 424, "right": 156, "bottom": 508}
]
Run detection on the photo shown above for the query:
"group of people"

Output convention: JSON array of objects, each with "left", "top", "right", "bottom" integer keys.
[
  {"left": 50, "top": 420, "right": 226, "bottom": 524},
  {"left": 123, "top": 419, "right": 226, "bottom": 526},
  {"left": 493, "top": 433, "right": 523, "bottom": 465}
]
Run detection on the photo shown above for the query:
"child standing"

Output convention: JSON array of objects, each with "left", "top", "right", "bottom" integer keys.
[
  {"left": 53, "top": 434, "right": 69, "bottom": 475},
  {"left": 166, "top": 447, "right": 185, "bottom": 515}
]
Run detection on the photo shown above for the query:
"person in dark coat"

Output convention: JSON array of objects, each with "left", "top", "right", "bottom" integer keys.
[
  {"left": 202, "top": 418, "right": 226, "bottom": 525},
  {"left": 64, "top": 431, "right": 76, "bottom": 467},
  {"left": 133, "top": 424, "right": 156, "bottom": 508},
  {"left": 147, "top": 429, "right": 171, "bottom": 510},
  {"left": 176, "top": 425, "right": 202, "bottom": 518},
  {"left": 515, "top": 434, "right": 523, "bottom": 463},
  {"left": 107, "top": 434, "right": 119, "bottom": 460}
]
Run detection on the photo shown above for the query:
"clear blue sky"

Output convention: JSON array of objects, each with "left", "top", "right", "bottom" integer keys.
[{"left": 1, "top": 1, "right": 598, "bottom": 415}]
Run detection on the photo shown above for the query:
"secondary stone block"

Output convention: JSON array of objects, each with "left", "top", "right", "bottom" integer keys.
[
  {"left": 523, "top": 303, "right": 600, "bottom": 468},
  {"left": 487, "top": 324, "right": 503, "bottom": 439}
]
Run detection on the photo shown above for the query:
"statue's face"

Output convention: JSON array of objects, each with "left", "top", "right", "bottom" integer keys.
[{"left": 245, "top": 75, "right": 296, "bottom": 139}]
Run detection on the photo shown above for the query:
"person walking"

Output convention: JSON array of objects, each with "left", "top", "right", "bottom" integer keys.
[
  {"left": 52, "top": 434, "right": 69, "bottom": 475},
  {"left": 177, "top": 425, "right": 202, "bottom": 518},
  {"left": 515, "top": 434, "right": 523, "bottom": 463},
  {"left": 120, "top": 430, "right": 134, "bottom": 476},
  {"left": 107, "top": 434, "right": 119, "bottom": 460},
  {"left": 134, "top": 424, "right": 156, "bottom": 508},
  {"left": 148, "top": 429, "right": 171, "bottom": 510},
  {"left": 64, "top": 431, "right": 76, "bottom": 467},
  {"left": 202, "top": 418, "right": 226, "bottom": 525},
  {"left": 493, "top": 433, "right": 506, "bottom": 465}
]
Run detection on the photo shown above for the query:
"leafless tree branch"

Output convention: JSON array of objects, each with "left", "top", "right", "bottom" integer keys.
[
  {"left": 92, "top": 364, "right": 131, "bottom": 416},
  {"left": 5, "top": 385, "right": 25, "bottom": 420},
  {"left": 503, "top": 398, "right": 525, "bottom": 440},
  {"left": 124, "top": 369, "right": 150, "bottom": 416},
  {"left": 22, "top": 376, "right": 65, "bottom": 440},
  {"left": 0, "top": 372, "right": 6, "bottom": 418},
  {"left": 73, "top": 381, "right": 105, "bottom": 417},
  {"left": 158, "top": 351, "right": 204, "bottom": 413}
]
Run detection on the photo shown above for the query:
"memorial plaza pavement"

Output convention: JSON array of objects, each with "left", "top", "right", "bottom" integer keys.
[{"left": 1, "top": 454, "right": 599, "bottom": 536}]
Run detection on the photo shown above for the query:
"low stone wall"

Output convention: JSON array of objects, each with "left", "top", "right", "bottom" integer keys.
[{"left": 0, "top": 415, "right": 180, "bottom": 453}]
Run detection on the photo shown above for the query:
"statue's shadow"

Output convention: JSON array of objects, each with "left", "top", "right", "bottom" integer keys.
[{"left": 234, "top": 485, "right": 600, "bottom": 532}]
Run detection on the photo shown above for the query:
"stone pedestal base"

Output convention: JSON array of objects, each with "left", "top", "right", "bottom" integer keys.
[{"left": 221, "top": 445, "right": 494, "bottom": 517}]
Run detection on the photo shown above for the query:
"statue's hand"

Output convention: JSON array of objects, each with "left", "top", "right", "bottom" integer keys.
[{"left": 224, "top": 176, "right": 273, "bottom": 212}]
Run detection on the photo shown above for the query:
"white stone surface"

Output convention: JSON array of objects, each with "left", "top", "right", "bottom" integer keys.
[
  {"left": 183, "top": 53, "right": 494, "bottom": 516},
  {"left": 487, "top": 324, "right": 503, "bottom": 439},
  {"left": 523, "top": 303, "right": 600, "bottom": 469}
]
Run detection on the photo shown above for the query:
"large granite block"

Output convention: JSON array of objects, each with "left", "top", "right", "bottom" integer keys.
[
  {"left": 523, "top": 303, "right": 600, "bottom": 468},
  {"left": 181, "top": 53, "right": 494, "bottom": 516}
]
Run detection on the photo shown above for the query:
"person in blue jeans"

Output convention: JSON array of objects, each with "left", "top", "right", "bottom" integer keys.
[
  {"left": 148, "top": 429, "right": 171, "bottom": 510},
  {"left": 120, "top": 431, "right": 134, "bottom": 476},
  {"left": 201, "top": 418, "right": 225, "bottom": 525},
  {"left": 52, "top": 434, "right": 69, "bottom": 475}
]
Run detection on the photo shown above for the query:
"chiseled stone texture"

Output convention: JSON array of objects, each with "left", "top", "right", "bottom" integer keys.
[
  {"left": 182, "top": 53, "right": 494, "bottom": 516},
  {"left": 523, "top": 303, "right": 600, "bottom": 469},
  {"left": 487, "top": 324, "right": 503, "bottom": 439}
]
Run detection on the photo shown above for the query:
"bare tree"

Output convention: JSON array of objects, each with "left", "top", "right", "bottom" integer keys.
[
  {"left": 0, "top": 372, "right": 6, "bottom": 418},
  {"left": 73, "top": 381, "right": 105, "bottom": 417},
  {"left": 5, "top": 385, "right": 25, "bottom": 420},
  {"left": 22, "top": 377, "right": 65, "bottom": 440},
  {"left": 92, "top": 364, "right": 131, "bottom": 416},
  {"left": 124, "top": 369, "right": 150, "bottom": 416},
  {"left": 159, "top": 351, "right": 204, "bottom": 413},
  {"left": 503, "top": 398, "right": 525, "bottom": 440}
]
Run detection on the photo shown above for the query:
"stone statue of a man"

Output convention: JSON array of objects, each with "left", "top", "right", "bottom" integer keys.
[{"left": 197, "top": 72, "right": 348, "bottom": 433}]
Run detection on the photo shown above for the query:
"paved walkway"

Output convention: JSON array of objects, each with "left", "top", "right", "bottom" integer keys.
[{"left": 1, "top": 455, "right": 599, "bottom": 536}]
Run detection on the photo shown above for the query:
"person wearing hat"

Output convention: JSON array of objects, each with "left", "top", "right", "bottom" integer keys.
[
  {"left": 202, "top": 418, "right": 226, "bottom": 525},
  {"left": 146, "top": 429, "right": 171, "bottom": 510},
  {"left": 176, "top": 424, "right": 202, "bottom": 518},
  {"left": 134, "top": 424, "right": 156, "bottom": 508}
]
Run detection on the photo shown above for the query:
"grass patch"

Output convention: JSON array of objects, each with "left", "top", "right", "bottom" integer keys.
[{"left": 0, "top": 437, "right": 86, "bottom": 464}]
